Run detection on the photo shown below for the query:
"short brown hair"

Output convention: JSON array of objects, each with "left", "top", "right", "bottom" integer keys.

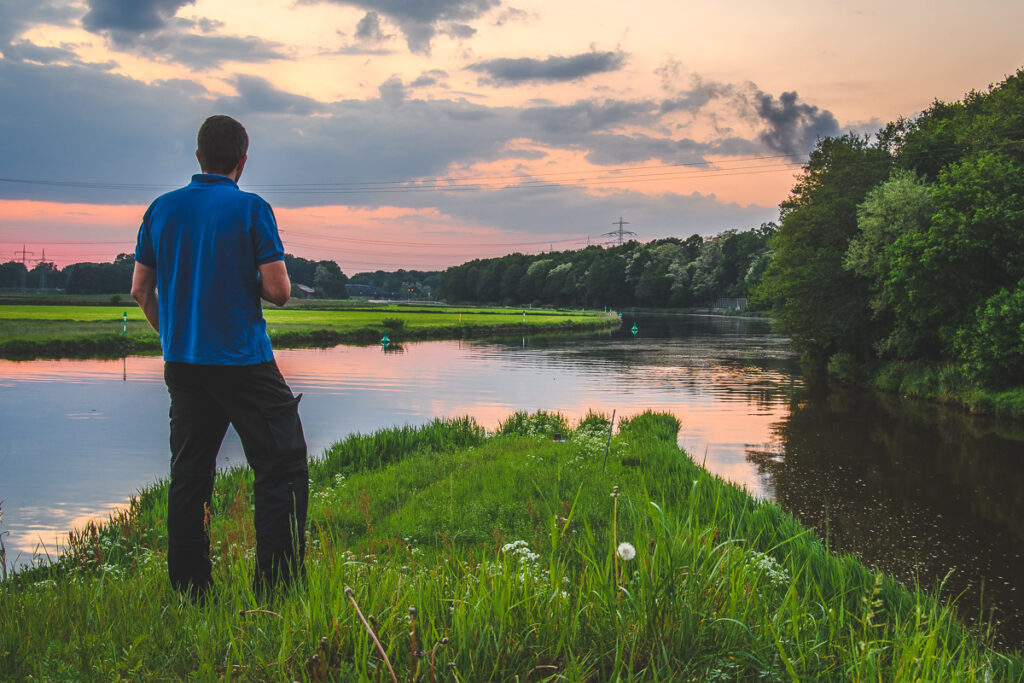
[{"left": 196, "top": 115, "right": 248, "bottom": 175}]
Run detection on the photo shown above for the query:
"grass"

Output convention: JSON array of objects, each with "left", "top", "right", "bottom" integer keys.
[
  {"left": 0, "top": 304, "right": 617, "bottom": 359},
  {"left": 2, "top": 411, "right": 1020, "bottom": 681}
]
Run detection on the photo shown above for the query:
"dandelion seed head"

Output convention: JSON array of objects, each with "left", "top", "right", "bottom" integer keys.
[{"left": 617, "top": 541, "right": 636, "bottom": 561}]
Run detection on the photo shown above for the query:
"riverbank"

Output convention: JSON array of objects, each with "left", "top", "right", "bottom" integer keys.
[
  {"left": 0, "top": 303, "right": 618, "bottom": 359},
  {"left": 2, "top": 411, "right": 1019, "bottom": 680},
  {"left": 826, "top": 352, "right": 1024, "bottom": 420}
]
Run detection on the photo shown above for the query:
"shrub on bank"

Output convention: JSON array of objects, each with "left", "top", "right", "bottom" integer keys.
[{"left": 827, "top": 353, "right": 1024, "bottom": 420}]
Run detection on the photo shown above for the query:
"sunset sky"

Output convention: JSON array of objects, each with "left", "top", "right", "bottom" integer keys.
[{"left": 1, "top": 0, "right": 1022, "bottom": 273}]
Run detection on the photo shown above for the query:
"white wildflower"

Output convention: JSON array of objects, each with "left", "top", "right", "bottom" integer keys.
[{"left": 617, "top": 542, "right": 636, "bottom": 561}]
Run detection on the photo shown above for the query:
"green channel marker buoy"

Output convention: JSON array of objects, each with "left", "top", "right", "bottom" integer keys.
[
  {"left": 123, "top": 311, "right": 127, "bottom": 335},
  {"left": 631, "top": 322, "right": 638, "bottom": 336},
  {"left": 381, "top": 334, "right": 390, "bottom": 345}
]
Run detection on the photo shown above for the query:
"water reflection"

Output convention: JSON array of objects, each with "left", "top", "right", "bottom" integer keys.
[{"left": 759, "top": 383, "right": 1024, "bottom": 647}]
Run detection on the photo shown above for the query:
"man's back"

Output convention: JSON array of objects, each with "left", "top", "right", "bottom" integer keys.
[{"left": 135, "top": 173, "right": 283, "bottom": 365}]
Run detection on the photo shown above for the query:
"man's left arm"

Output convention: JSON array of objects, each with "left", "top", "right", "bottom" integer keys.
[{"left": 131, "top": 262, "right": 160, "bottom": 331}]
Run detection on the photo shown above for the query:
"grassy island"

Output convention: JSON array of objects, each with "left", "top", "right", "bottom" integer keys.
[
  {"left": 1, "top": 411, "right": 1020, "bottom": 681},
  {"left": 0, "top": 301, "right": 618, "bottom": 359}
]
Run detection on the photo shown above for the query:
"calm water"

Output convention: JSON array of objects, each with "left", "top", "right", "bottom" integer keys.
[{"left": 1, "top": 315, "right": 1021, "bottom": 647}]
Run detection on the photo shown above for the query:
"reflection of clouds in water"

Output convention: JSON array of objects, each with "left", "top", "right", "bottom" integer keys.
[
  {"left": 0, "top": 357, "right": 165, "bottom": 384},
  {"left": 6, "top": 500, "right": 129, "bottom": 559}
]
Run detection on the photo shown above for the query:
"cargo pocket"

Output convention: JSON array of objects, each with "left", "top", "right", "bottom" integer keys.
[{"left": 262, "top": 393, "right": 307, "bottom": 457}]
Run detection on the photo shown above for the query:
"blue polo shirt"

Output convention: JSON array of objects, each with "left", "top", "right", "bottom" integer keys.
[{"left": 135, "top": 174, "right": 284, "bottom": 365}]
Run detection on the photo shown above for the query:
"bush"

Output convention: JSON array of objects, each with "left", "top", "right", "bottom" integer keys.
[
  {"left": 955, "top": 285, "right": 1024, "bottom": 390},
  {"left": 497, "top": 410, "right": 569, "bottom": 439},
  {"left": 381, "top": 317, "right": 406, "bottom": 333},
  {"left": 826, "top": 351, "right": 861, "bottom": 382}
]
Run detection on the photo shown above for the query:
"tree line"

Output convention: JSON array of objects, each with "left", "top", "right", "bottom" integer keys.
[
  {"left": 755, "top": 68, "right": 1024, "bottom": 391},
  {"left": 0, "top": 253, "right": 353, "bottom": 299},
  {"left": 439, "top": 226, "right": 775, "bottom": 309},
  {"left": 0, "top": 254, "right": 134, "bottom": 294}
]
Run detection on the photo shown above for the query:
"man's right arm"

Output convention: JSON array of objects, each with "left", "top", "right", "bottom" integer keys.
[{"left": 131, "top": 262, "right": 160, "bottom": 332}]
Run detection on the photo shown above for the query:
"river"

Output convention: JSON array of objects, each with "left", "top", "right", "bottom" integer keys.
[{"left": 0, "top": 314, "right": 1021, "bottom": 648}]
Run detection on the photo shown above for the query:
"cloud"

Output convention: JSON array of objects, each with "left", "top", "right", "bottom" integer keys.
[
  {"left": 78, "top": 2, "right": 287, "bottom": 68},
  {"left": 442, "top": 23, "right": 476, "bottom": 39},
  {"left": 0, "top": 59, "right": 208, "bottom": 200},
  {"left": 659, "top": 76, "right": 732, "bottom": 114},
  {"left": 82, "top": 0, "right": 195, "bottom": 36},
  {"left": 0, "top": 0, "right": 78, "bottom": 47},
  {"left": 492, "top": 7, "right": 529, "bottom": 26},
  {"left": 355, "top": 11, "right": 387, "bottom": 42},
  {"left": 1, "top": 40, "right": 89, "bottom": 66},
  {"left": 468, "top": 50, "right": 626, "bottom": 85},
  {"left": 141, "top": 27, "right": 289, "bottom": 69},
  {"left": 748, "top": 89, "right": 840, "bottom": 158},
  {"left": 305, "top": 0, "right": 499, "bottom": 54},
  {"left": 219, "top": 75, "right": 323, "bottom": 115},
  {"left": 521, "top": 99, "right": 654, "bottom": 135},
  {"left": 410, "top": 69, "right": 448, "bottom": 88},
  {"left": 378, "top": 75, "right": 406, "bottom": 105}
]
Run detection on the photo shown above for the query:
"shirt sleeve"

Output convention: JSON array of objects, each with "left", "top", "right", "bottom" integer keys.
[
  {"left": 251, "top": 199, "right": 285, "bottom": 265},
  {"left": 134, "top": 205, "right": 156, "bottom": 268}
]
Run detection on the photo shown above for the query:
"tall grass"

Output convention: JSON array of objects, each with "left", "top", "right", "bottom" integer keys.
[{"left": 2, "top": 411, "right": 1020, "bottom": 680}]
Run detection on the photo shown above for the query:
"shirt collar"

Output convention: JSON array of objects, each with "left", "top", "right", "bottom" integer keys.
[{"left": 191, "top": 173, "right": 238, "bottom": 188}]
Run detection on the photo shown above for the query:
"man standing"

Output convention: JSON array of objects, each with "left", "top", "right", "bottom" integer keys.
[{"left": 131, "top": 115, "right": 308, "bottom": 601}]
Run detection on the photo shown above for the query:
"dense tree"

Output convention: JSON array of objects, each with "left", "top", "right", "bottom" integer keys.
[
  {"left": 843, "top": 170, "right": 933, "bottom": 358},
  {"left": 436, "top": 226, "right": 771, "bottom": 310},
  {"left": 312, "top": 260, "right": 349, "bottom": 299},
  {"left": 755, "top": 135, "right": 892, "bottom": 363},
  {"left": 283, "top": 254, "right": 318, "bottom": 287},
  {"left": 885, "top": 152, "right": 1024, "bottom": 358},
  {"left": 498, "top": 255, "right": 527, "bottom": 304},
  {"left": 64, "top": 253, "right": 135, "bottom": 294},
  {"left": 955, "top": 285, "right": 1024, "bottom": 390},
  {"left": 760, "top": 68, "right": 1024, "bottom": 389},
  {"left": 474, "top": 260, "right": 502, "bottom": 303},
  {"left": 27, "top": 261, "right": 64, "bottom": 290},
  {"left": 0, "top": 261, "right": 28, "bottom": 288},
  {"left": 583, "top": 252, "right": 625, "bottom": 308},
  {"left": 519, "top": 258, "right": 553, "bottom": 303}
]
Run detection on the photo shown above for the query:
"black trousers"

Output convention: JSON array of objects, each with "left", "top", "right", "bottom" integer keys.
[{"left": 164, "top": 360, "right": 308, "bottom": 599}]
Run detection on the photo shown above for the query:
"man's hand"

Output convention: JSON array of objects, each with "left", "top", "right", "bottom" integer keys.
[
  {"left": 130, "top": 262, "right": 160, "bottom": 332},
  {"left": 259, "top": 260, "right": 291, "bottom": 306}
]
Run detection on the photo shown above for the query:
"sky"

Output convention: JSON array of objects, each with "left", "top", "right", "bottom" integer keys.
[{"left": 0, "top": 0, "right": 1022, "bottom": 274}]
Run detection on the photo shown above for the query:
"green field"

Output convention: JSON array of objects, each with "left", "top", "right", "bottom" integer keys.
[
  {"left": 2, "top": 411, "right": 1020, "bottom": 680},
  {"left": 0, "top": 303, "right": 617, "bottom": 358}
]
